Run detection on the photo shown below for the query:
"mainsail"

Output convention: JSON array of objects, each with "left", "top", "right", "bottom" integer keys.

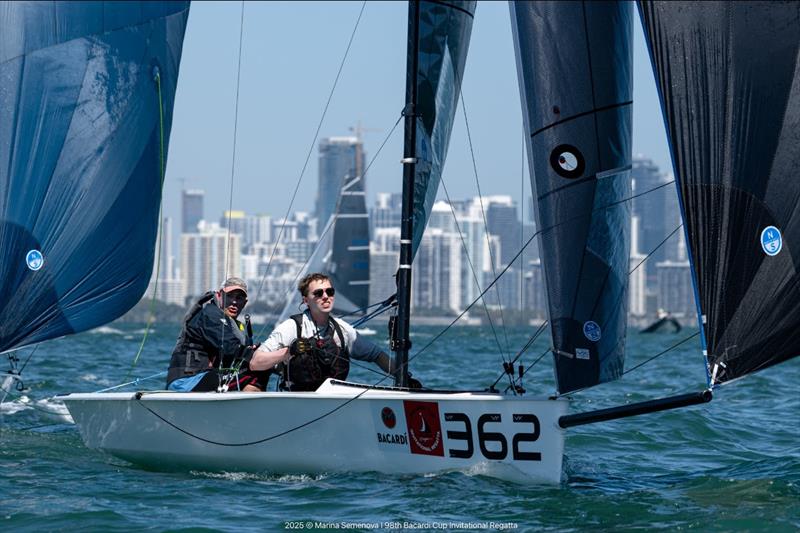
[
  {"left": 0, "top": 2, "right": 190, "bottom": 352},
  {"left": 277, "top": 173, "right": 370, "bottom": 321},
  {"left": 640, "top": 1, "right": 800, "bottom": 384},
  {"left": 511, "top": 1, "right": 633, "bottom": 394},
  {"left": 408, "top": 0, "right": 476, "bottom": 258}
]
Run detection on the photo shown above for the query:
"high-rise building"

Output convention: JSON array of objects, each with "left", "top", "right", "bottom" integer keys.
[
  {"left": 370, "top": 227, "right": 400, "bottom": 304},
  {"left": 144, "top": 216, "right": 186, "bottom": 306},
  {"left": 483, "top": 196, "right": 521, "bottom": 268},
  {"left": 629, "top": 215, "right": 647, "bottom": 317},
  {"left": 181, "top": 189, "right": 204, "bottom": 233},
  {"left": 524, "top": 259, "right": 546, "bottom": 320},
  {"left": 316, "top": 136, "right": 365, "bottom": 229},
  {"left": 412, "top": 228, "right": 461, "bottom": 312},
  {"left": 180, "top": 222, "right": 241, "bottom": 302},
  {"left": 371, "top": 192, "right": 402, "bottom": 233},
  {"left": 631, "top": 157, "right": 682, "bottom": 281},
  {"left": 656, "top": 260, "right": 696, "bottom": 319}
]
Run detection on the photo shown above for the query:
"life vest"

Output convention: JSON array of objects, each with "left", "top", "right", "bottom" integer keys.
[
  {"left": 281, "top": 313, "right": 350, "bottom": 392},
  {"left": 166, "top": 292, "right": 224, "bottom": 386}
]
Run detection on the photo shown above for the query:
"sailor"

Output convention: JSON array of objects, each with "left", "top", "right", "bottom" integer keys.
[
  {"left": 166, "top": 277, "right": 270, "bottom": 392},
  {"left": 254, "top": 272, "right": 422, "bottom": 391}
]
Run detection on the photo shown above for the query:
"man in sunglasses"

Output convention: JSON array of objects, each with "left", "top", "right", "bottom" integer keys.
[
  {"left": 166, "top": 277, "right": 265, "bottom": 392},
  {"left": 252, "top": 272, "right": 421, "bottom": 391}
]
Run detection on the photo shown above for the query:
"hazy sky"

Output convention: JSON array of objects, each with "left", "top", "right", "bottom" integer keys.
[{"left": 164, "top": 1, "right": 672, "bottom": 225}]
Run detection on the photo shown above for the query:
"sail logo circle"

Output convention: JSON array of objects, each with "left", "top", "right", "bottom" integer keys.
[
  {"left": 550, "top": 144, "right": 585, "bottom": 179},
  {"left": 26, "top": 249, "right": 44, "bottom": 271},
  {"left": 761, "top": 226, "right": 782, "bottom": 256},
  {"left": 583, "top": 321, "right": 601, "bottom": 342}
]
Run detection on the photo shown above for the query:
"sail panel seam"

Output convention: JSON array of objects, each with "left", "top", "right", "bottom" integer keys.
[{"left": 529, "top": 101, "right": 632, "bottom": 140}]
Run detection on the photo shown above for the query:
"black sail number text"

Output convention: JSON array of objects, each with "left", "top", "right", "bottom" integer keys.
[{"left": 442, "top": 412, "right": 542, "bottom": 461}]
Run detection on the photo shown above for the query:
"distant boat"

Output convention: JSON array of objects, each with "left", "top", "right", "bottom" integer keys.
[{"left": 640, "top": 310, "right": 682, "bottom": 334}]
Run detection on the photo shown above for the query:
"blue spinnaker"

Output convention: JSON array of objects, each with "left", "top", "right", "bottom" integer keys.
[{"left": 0, "top": 1, "right": 190, "bottom": 352}]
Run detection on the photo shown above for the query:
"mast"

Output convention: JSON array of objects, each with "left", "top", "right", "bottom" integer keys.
[{"left": 393, "top": 0, "right": 420, "bottom": 388}]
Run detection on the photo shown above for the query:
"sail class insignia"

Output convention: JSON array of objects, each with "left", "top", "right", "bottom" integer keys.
[
  {"left": 583, "top": 321, "right": 601, "bottom": 342},
  {"left": 760, "top": 226, "right": 782, "bottom": 256},
  {"left": 549, "top": 144, "right": 585, "bottom": 179},
  {"left": 25, "top": 250, "right": 44, "bottom": 271}
]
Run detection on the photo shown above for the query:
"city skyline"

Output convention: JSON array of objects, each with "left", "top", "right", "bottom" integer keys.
[
  {"left": 162, "top": 1, "right": 672, "bottom": 228},
  {"left": 151, "top": 152, "right": 693, "bottom": 322}
]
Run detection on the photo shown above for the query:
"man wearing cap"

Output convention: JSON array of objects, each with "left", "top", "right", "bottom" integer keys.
[{"left": 166, "top": 277, "right": 269, "bottom": 392}]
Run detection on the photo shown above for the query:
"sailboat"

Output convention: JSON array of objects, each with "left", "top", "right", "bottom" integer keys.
[
  {"left": 3, "top": 0, "right": 798, "bottom": 485},
  {"left": 60, "top": 0, "right": 572, "bottom": 483}
]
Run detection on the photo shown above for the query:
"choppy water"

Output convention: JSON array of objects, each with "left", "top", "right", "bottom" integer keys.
[{"left": 1, "top": 323, "right": 798, "bottom": 531}]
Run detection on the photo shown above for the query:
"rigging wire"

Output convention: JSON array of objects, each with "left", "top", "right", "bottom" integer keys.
[
  {"left": 251, "top": 0, "right": 368, "bottom": 305},
  {"left": 459, "top": 91, "right": 512, "bottom": 358},
  {"left": 124, "top": 66, "right": 169, "bottom": 380},
  {"left": 252, "top": 112, "right": 402, "bottom": 341},
  {"left": 439, "top": 177, "right": 516, "bottom": 392}
]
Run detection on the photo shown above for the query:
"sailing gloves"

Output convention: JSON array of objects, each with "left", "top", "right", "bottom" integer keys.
[{"left": 290, "top": 337, "right": 313, "bottom": 357}]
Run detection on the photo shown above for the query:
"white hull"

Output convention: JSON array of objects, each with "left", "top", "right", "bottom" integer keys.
[{"left": 62, "top": 380, "right": 568, "bottom": 483}]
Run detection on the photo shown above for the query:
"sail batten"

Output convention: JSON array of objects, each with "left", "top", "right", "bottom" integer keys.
[
  {"left": 0, "top": 1, "right": 190, "bottom": 353},
  {"left": 511, "top": 0, "right": 633, "bottom": 394},
  {"left": 640, "top": 1, "right": 800, "bottom": 384}
]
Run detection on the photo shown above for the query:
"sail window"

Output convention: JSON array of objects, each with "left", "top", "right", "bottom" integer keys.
[{"left": 549, "top": 144, "right": 585, "bottom": 179}]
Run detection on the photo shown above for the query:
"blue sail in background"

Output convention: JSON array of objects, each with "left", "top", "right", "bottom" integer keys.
[
  {"left": 409, "top": 0, "right": 476, "bottom": 258},
  {"left": 640, "top": 1, "right": 800, "bottom": 385},
  {"left": 0, "top": 2, "right": 190, "bottom": 353},
  {"left": 511, "top": 1, "right": 633, "bottom": 394}
]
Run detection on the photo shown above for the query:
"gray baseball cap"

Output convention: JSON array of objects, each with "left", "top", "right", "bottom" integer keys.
[{"left": 221, "top": 277, "right": 247, "bottom": 295}]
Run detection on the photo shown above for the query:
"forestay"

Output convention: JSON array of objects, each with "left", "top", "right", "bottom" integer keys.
[
  {"left": 0, "top": 2, "right": 190, "bottom": 353},
  {"left": 640, "top": 1, "right": 800, "bottom": 384},
  {"left": 409, "top": 0, "right": 476, "bottom": 258},
  {"left": 510, "top": 1, "right": 633, "bottom": 394}
]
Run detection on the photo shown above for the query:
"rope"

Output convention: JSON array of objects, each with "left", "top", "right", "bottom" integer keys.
[
  {"left": 124, "top": 67, "right": 168, "bottom": 380},
  {"left": 223, "top": 0, "right": 246, "bottom": 282},
  {"left": 459, "top": 91, "right": 512, "bottom": 358},
  {"left": 253, "top": 112, "right": 402, "bottom": 341},
  {"left": 439, "top": 177, "right": 513, "bottom": 392},
  {"left": 251, "top": 0, "right": 368, "bottom": 305},
  {"left": 559, "top": 331, "right": 701, "bottom": 397}
]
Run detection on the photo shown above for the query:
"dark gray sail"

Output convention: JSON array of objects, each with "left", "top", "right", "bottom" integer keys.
[
  {"left": 409, "top": 0, "right": 476, "bottom": 258},
  {"left": 640, "top": 1, "right": 800, "bottom": 385},
  {"left": 510, "top": 1, "right": 633, "bottom": 394}
]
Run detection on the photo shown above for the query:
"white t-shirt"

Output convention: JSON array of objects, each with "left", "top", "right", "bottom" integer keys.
[{"left": 262, "top": 311, "right": 383, "bottom": 363}]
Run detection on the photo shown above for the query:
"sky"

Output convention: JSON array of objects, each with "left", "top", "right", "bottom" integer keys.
[{"left": 164, "top": 1, "right": 672, "bottom": 226}]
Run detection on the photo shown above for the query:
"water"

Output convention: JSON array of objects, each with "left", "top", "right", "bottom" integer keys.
[{"left": 1, "top": 324, "right": 798, "bottom": 531}]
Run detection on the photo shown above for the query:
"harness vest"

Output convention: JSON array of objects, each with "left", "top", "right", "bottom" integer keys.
[
  {"left": 166, "top": 292, "right": 244, "bottom": 386},
  {"left": 281, "top": 313, "right": 350, "bottom": 392}
]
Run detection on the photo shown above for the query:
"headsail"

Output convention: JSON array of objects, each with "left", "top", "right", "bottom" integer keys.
[
  {"left": 511, "top": 1, "right": 633, "bottom": 394},
  {"left": 408, "top": 0, "right": 476, "bottom": 258},
  {"left": 277, "top": 174, "right": 370, "bottom": 321},
  {"left": 640, "top": 1, "right": 800, "bottom": 384},
  {"left": 0, "top": 2, "right": 190, "bottom": 352}
]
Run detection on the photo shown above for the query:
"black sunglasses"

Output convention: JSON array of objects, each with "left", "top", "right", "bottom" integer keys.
[
  {"left": 224, "top": 291, "right": 247, "bottom": 305},
  {"left": 311, "top": 287, "right": 335, "bottom": 298}
]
